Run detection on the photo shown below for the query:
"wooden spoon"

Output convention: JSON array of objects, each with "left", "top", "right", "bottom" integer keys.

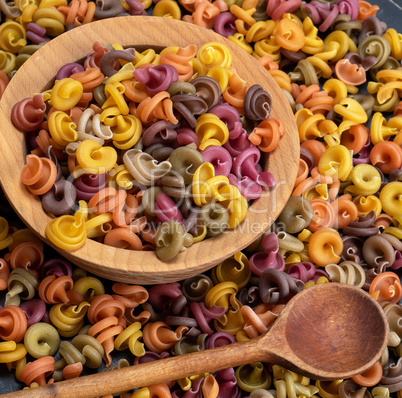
[{"left": 2, "top": 283, "right": 388, "bottom": 398}]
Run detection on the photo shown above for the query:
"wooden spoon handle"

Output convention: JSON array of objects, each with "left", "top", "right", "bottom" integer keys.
[{"left": 1, "top": 338, "right": 268, "bottom": 398}]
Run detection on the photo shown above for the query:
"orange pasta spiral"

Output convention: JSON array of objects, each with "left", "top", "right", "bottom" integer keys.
[
  {"left": 19, "top": 356, "right": 55, "bottom": 387},
  {"left": 222, "top": 72, "right": 248, "bottom": 111},
  {"left": 85, "top": 295, "right": 126, "bottom": 366},
  {"left": 112, "top": 283, "right": 150, "bottom": 325},
  {"left": 248, "top": 118, "right": 284, "bottom": 152},
  {"left": 159, "top": 45, "right": 197, "bottom": 81},
  {"left": 370, "top": 141, "right": 402, "bottom": 174},
  {"left": 70, "top": 67, "right": 105, "bottom": 107},
  {"left": 309, "top": 198, "right": 336, "bottom": 231},
  {"left": 87, "top": 294, "right": 125, "bottom": 324},
  {"left": 136, "top": 91, "right": 178, "bottom": 125},
  {"left": 58, "top": 0, "right": 96, "bottom": 27},
  {"left": 241, "top": 303, "right": 284, "bottom": 339},
  {"left": 39, "top": 275, "right": 83, "bottom": 305},
  {"left": 293, "top": 84, "right": 334, "bottom": 115},
  {"left": 142, "top": 321, "right": 188, "bottom": 353},
  {"left": 0, "top": 305, "right": 27, "bottom": 342},
  {"left": 191, "top": 1, "right": 221, "bottom": 29},
  {"left": 308, "top": 228, "right": 343, "bottom": 267},
  {"left": 20, "top": 154, "right": 58, "bottom": 196},
  {"left": 330, "top": 194, "right": 358, "bottom": 228},
  {"left": 88, "top": 316, "right": 124, "bottom": 367},
  {"left": 88, "top": 187, "right": 127, "bottom": 215}
]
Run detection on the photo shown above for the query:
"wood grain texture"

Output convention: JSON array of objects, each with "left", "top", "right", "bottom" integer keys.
[
  {"left": 0, "top": 16, "right": 299, "bottom": 284},
  {"left": 0, "top": 284, "right": 388, "bottom": 398}
]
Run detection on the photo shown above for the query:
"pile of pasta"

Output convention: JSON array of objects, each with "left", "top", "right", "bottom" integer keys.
[
  {"left": 1, "top": 0, "right": 402, "bottom": 396},
  {"left": 12, "top": 40, "right": 278, "bottom": 260}
]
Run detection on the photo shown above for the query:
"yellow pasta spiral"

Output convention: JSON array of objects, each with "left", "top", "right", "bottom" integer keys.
[
  {"left": 51, "top": 78, "right": 84, "bottom": 111},
  {"left": 195, "top": 113, "right": 229, "bottom": 150},
  {"left": 197, "top": 42, "right": 232, "bottom": 69},
  {"left": 48, "top": 111, "right": 78, "bottom": 147},
  {"left": 76, "top": 140, "right": 117, "bottom": 174},
  {"left": 0, "top": 21, "right": 26, "bottom": 53},
  {"left": 111, "top": 114, "right": 142, "bottom": 149}
]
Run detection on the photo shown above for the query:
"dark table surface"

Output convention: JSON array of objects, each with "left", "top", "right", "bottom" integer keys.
[{"left": 0, "top": 0, "right": 402, "bottom": 396}]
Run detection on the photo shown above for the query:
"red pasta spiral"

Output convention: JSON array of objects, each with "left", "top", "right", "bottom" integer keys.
[{"left": 11, "top": 94, "right": 46, "bottom": 132}]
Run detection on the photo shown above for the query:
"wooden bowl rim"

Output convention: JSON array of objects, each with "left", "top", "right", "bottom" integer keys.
[{"left": 0, "top": 16, "right": 299, "bottom": 284}]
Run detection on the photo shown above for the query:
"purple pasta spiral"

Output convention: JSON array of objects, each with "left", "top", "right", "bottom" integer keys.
[
  {"left": 125, "top": 0, "right": 147, "bottom": 15},
  {"left": 94, "top": 0, "right": 126, "bottom": 19},
  {"left": 20, "top": 299, "right": 48, "bottom": 327},
  {"left": 41, "top": 179, "right": 77, "bottom": 216},
  {"left": 26, "top": 23, "right": 50, "bottom": 44},
  {"left": 205, "top": 331, "right": 236, "bottom": 349},
  {"left": 237, "top": 286, "right": 261, "bottom": 307},
  {"left": 287, "top": 261, "right": 316, "bottom": 283},
  {"left": 249, "top": 232, "right": 285, "bottom": 276},
  {"left": 182, "top": 210, "right": 198, "bottom": 233},
  {"left": 228, "top": 174, "right": 262, "bottom": 201},
  {"left": 154, "top": 193, "right": 183, "bottom": 223},
  {"left": 172, "top": 95, "right": 209, "bottom": 128},
  {"left": 201, "top": 146, "right": 232, "bottom": 177},
  {"left": 191, "top": 76, "right": 222, "bottom": 110},
  {"left": 258, "top": 268, "right": 304, "bottom": 305},
  {"left": 243, "top": 84, "right": 272, "bottom": 122},
  {"left": 99, "top": 48, "right": 135, "bottom": 76},
  {"left": 145, "top": 143, "right": 174, "bottom": 162},
  {"left": 148, "top": 283, "right": 183, "bottom": 312},
  {"left": 341, "top": 235, "right": 365, "bottom": 263},
  {"left": 133, "top": 350, "right": 170, "bottom": 365},
  {"left": 357, "top": 16, "right": 387, "bottom": 44},
  {"left": 300, "top": 147, "right": 315, "bottom": 172},
  {"left": 232, "top": 146, "right": 276, "bottom": 187},
  {"left": 142, "top": 120, "right": 177, "bottom": 147},
  {"left": 44, "top": 146, "right": 62, "bottom": 181},
  {"left": 176, "top": 127, "right": 200, "bottom": 147},
  {"left": 301, "top": 2, "right": 339, "bottom": 32},
  {"left": 11, "top": 94, "right": 46, "bottom": 132},
  {"left": 337, "top": 0, "right": 358, "bottom": 21},
  {"left": 224, "top": 129, "right": 253, "bottom": 157},
  {"left": 391, "top": 251, "right": 402, "bottom": 270},
  {"left": 40, "top": 258, "right": 73, "bottom": 278},
  {"left": 342, "top": 210, "right": 379, "bottom": 236},
  {"left": 214, "top": 368, "right": 241, "bottom": 398},
  {"left": 74, "top": 173, "right": 108, "bottom": 201},
  {"left": 344, "top": 52, "right": 378, "bottom": 71},
  {"left": 209, "top": 103, "right": 240, "bottom": 132},
  {"left": 134, "top": 64, "right": 178, "bottom": 96},
  {"left": 189, "top": 302, "right": 226, "bottom": 335},
  {"left": 339, "top": 379, "right": 372, "bottom": 398},
  {"left": 55, "top": 62, "right": 85, "bottom": 80},
  {"left": 213, "top": 12, "right": 237, "bottom": 37},
  {"left": 389, "top": 169, "right": 402, "bottom": 182}
]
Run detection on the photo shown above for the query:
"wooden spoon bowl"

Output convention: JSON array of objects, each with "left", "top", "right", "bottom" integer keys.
[{"left": 0, "top": 16, "right": 299, "bottom": 284}]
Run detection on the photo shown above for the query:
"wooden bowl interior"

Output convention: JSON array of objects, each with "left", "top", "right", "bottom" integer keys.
[{"left": 0, "top": 16, "right": 299, "bottom": 284}]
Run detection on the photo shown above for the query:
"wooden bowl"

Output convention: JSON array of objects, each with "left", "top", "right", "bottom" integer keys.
[{"left": 0, "top": 16, "right": 299, "bottom": 284}]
